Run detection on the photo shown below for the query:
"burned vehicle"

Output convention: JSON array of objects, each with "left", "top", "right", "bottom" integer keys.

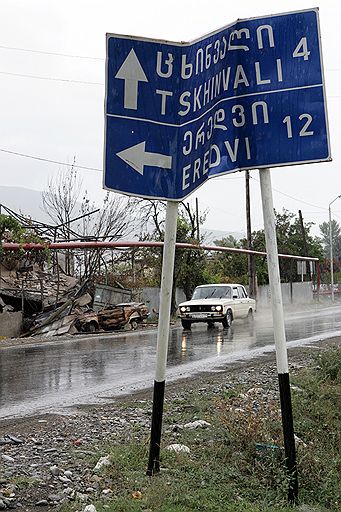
[
  {"left": 178, "top": 284, "right": 256, "bottom": 330},
  {"left": 97, "top": 302, "right": 149, "bottom": 331}
]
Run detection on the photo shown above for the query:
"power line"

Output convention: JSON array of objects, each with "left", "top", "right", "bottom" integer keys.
[
  {"left": 0, "top": 70, "right": 103, "bottom": 86},
  {"left": 0, "top": 146, "right": 335, "bottom": 216},
  {"left": 0, "top": 44, "right": 103, "bottom": 61},
  {"left": 0, "top": 148, "right": 102, "bottom": 172},
  {"left": 250, "top": 175, "right": 328, "bottom": 211},
  {"left": 0, "top": 44, "right": 341, "bottom": 75}
]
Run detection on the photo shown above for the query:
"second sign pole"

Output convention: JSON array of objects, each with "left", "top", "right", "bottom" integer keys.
[
  {"left": 259, "top": 168, "right": 298, "bottom": 503},
  {"left": 146, "top": 200, "right": 178, "bottom": 476}
]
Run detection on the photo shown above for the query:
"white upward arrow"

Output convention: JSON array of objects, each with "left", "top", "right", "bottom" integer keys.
[
  {"left": 116, "top": 142, "right": 173, "bottom": 175},
  {"left": 115, "top": 49, "right": 148, "bottom": 110}
]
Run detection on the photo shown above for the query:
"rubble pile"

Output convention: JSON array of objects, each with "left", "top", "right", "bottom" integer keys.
[{"left": 0, "top": 264, "right": 149, "bottom": 338}]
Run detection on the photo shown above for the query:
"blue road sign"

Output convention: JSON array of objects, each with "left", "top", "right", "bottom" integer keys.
[{"left": 104, "top": 8, "right": 331, "bottom": 200}]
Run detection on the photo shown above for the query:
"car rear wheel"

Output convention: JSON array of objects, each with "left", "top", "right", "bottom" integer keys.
[
  {"left": 181, "top": 319, "right": 192, "bottom": 330},
  {"left": 222, "top": 310, "right": 232, "bottom": 329},
  {"left": 247, "top": 308, "right": 254, "bottom": 320}
]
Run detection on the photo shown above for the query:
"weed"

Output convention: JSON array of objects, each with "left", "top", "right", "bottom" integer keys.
[{"left": 315, "top": 345, "right": 341, "bottom": 383}]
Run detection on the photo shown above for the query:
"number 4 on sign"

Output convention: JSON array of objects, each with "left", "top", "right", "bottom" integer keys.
[{"left": 293, "top": 37, "right": 310, "bottom": 61}]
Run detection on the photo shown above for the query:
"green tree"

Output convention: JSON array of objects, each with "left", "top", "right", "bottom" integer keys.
[
  {"left": 249, "top": 209, "right": 323, "bottom": 284},
  {"left": 0, "top": 214, "right": 48, "bottom": 271},
  {"left": 205, "top": 236, "right": 248, "bottom": 285},
  {"left": 319, "top": 220, "right": 341, "bottom": 259},
  {"left": 206, "top": 209, "right": 324, "bottom": 286}
]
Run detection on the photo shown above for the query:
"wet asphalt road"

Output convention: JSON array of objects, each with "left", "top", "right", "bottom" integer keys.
[{"left": 1, "top": 304, "right": 341, "bottom": 419}]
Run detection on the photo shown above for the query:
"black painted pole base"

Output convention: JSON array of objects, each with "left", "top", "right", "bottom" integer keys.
[
  {"left": 146, "top": 380, "right": 165, "bottom": 476},
  {"left": 278, "top": 372, "right": 298, "bottom": 504}
]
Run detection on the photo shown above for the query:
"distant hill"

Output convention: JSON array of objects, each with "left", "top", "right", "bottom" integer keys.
[
  {"left": 0, "top": 186, "right": 50, "bottom": 223},
  {"left": 0, "top": 187, "right": 245, "bottom": 243}
]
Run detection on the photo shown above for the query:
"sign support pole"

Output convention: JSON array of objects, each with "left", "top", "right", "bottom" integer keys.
[
  {"left": 259, "top": 168, "right": 298, "bottom": 503},
  {"left": 146, "top": 200, "right": 178, "bottom": 476}
]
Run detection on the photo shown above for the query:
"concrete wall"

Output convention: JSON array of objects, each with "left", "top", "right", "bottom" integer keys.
[
  {"left": 0, "top": 311, "right": 22, "bottom": 338},
  {"left": 256, "top": 281, "right": 313, "bottom": 308},
  {"left": 93, "top": 284, "right": 132, "bottom": 311},
  {"left": 133, "top": 287, "right": 186, "bottom": 318},
  {"left": 134, "top": 282, "right": 314, "bottom": 317}
]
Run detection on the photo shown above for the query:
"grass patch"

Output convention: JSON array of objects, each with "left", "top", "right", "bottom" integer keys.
[{"left": 67, "top": 347, "right": 341, "bottom": 512}]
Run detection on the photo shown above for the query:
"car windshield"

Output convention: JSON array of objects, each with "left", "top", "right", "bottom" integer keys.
[{"left": 191, "top": 286, "right": 232, "bottom": 300}]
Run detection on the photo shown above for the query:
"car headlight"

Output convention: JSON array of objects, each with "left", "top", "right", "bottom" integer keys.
[
  {"left": 215, "top": 305, "right": 223, "bottom": 312},
  {"left": 180, "top": 306, "right": 191, "bottom": 313},
  {"left": 211, "top": 306, "right": 216, "bottom": 311}
]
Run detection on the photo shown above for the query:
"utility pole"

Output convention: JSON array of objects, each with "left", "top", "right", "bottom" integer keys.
[
  {"left": 195, "top": 197, "right": 200, "bottom": 242},
  {"left": 245, "top": 171, "right": 256, "bottom": 298},
  {"left": 329, "top": 194, "right": 341, "bottom": 302},
  {"left": 298, "top": 210, "right": 311, "bottom": 280}
]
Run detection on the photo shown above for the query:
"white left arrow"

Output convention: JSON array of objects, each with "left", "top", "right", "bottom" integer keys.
[
  {"left": 115, "top": 49, "right": 148, "bottom": 110},
  {"left": 116, "top": 142, "right": 173, "bottom": 175}
]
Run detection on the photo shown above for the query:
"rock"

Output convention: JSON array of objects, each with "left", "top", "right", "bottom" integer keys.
[
  {"left": 63, "top": 487, "right": 75, "bottom": 497},
  {"left": 58, "top": 475, "right": 71, "bottom": 483},
  {"left": 35, "top": 499, "right": 49, "bottom": 506},
  {"left": 83, "top": 505, "right": 97, "bottom": 512},
  {"left": 0, "top": 500, "right": 6, "bottom": 510},
  {"left": 166, "top": 444, "right": 190, "bottom": 453},
  {"left": 93, "top": 455, "right": 111, "bottom": 471},
  {"left": 2, "top": 454, "right": 15, "bottom": 463},
  {"left": 48, "top": 493, "right": 64, "bottom": 503},
  {"left": 294, "top": 434, "right": 308, "bottom": 448},
  {"left": 44, "top": 448, "right": 57, "bottom": 454},
  {"left": 183, "top": 420, "right": 211, "bottom": 429},
  {"left": 63, "top": 470, "right": 72, "bottom": 478},
  {"left": 49, "top": 465, "right": 61, "bottom": 476},
  {"left": 75, "top": 492, "right": 88, "bottom": 503}
]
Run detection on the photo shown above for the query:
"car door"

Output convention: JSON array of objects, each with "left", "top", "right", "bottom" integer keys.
[
  {"left": 237, "top": 285, "right": 250, "bottom": 316},
  {"left": 232, "top": 286, "right": 243, "bottom": 318}
]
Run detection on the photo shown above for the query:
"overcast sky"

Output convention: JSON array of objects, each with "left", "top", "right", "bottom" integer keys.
[{"left": 0, "top": 0, "right": 340, "bottom": 237}]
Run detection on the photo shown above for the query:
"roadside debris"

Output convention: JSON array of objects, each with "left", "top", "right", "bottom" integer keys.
[
  {"left": 27, "top": 300, "right": 149, "bottom": 337},
  {"left": 0, "top": 435, "right": 23, "bottom": 445},
  {"left": 183, "top": 420, "right": 211, "bottom": 429},
  {"left": 0, "top": 257, "right": 149, "bottom": 338},
  {"left": 166, "top": 444, "right": 190, "bottom": 453},
  {"left": 93, "top": 455, "right": 111, "bottom": 472}
]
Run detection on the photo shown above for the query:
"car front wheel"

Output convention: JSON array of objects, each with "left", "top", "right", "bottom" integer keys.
[
  {"left": 130, "top": 320, "right": 138, "bottom": 330},
  {"left": 222, "top": 310, "right": 232, "bottom": 329}
]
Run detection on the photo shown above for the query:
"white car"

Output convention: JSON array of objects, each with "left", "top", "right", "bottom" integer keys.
[{"left": 178, "top": 283, "right": 256, "bottom": 330}]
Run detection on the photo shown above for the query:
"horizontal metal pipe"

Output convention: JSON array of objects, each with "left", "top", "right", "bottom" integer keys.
[{"left": 1, "top": 240, "right": 319, "bottom": 262}]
